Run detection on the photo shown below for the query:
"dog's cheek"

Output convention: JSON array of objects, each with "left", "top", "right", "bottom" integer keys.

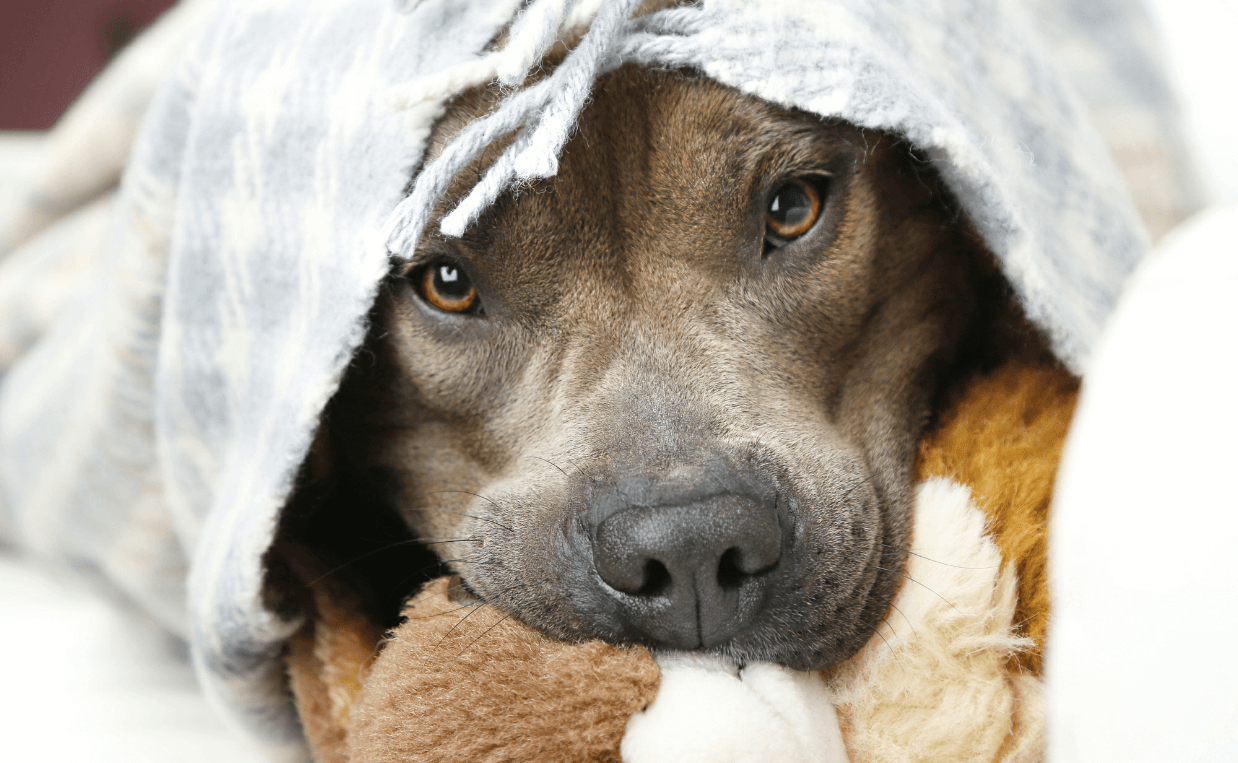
[
  {"left": 446, "top": 478, "right": 593, "bottom": 636},
  {"left": 384, "top": 301, "right": 539, "bottom": 422},
  {"left": 808, "top": 446, "right": 914, "bottom": 661}
]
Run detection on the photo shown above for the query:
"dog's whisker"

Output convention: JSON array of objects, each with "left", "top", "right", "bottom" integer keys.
[
  {"left": 358, "top": 536, "right": 485, "bottom": 553},
  {"left": 404, "top": 579, "right": 524, "bottom": 622},
  {"left": 425, "top": 579, "right": 529, "bottom": 644},
  {"left": 877, "top": 543, "right": 999, "bottom": 570},
  {"left": 434, "top": 601, "right": 487, "bottom": 646},
  {"left": 391, "top": 556, "right": 492, "bottom": 590},
  {"left": 436, "top": 557, "right": 504, "bottom": 568},
  {"left": 404, "top": 506, "right": 514, "bottom": 533},
  {"left": 454, "top": 612, "right": 514, "bottom": 660},
  {"left": 875, "top": 565, "right": 965, "bottom": 614},
  {"left": 838, "top": 472, "right": 879, "bottom": 502},
  {"left": 305, "top": 537, "right": 441, "bottom": 586},
  {"left": 406, "top": 601, "right": 485, "bottom": 621},
  {"left": 886, "top": 601, "right": 917, "bottom": 637},
  {"left": 443, "top": 581, "right": 475, "bottom": 596},
  {"left": 522, "top": 455, "right": 569, "bottom": 478},
  {"left": 314, "top": 547, "right": 480, "bottom": 595},
  {"left": 860, "top": 618, "right": 908, "bottom": 673},
  {"left": 429, "top": 490, "right": 510, "bottom": 519}
]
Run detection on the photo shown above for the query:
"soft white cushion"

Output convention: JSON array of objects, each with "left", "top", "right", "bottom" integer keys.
[{"left": 1049, "top": 204, "right": 1238, "bottom": 761}]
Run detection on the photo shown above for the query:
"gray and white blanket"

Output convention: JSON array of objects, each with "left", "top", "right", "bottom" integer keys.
[{"left": 0, "top": 0, "right": 1200, "bottom": 759}]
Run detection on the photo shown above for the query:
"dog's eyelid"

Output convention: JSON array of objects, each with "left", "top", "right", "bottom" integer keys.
[
  {"left": 400, "top": 240, "right": 478, "bottom": 278},
  {"left": 400, "top": 250, "right": 444, "bottom": 274},
  {"left": 395, "top": 259, "right": 420, "bottom": 279},
  {"left": 773, "top": 171, "right": 832, "bottom": 191},
  {"left": 763, "top": 161, "right": 833, "bottom": 185}
]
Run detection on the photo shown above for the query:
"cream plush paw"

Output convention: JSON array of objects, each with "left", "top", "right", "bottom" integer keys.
[{"left": 622, "top": 653, "right": 850, "bottom": 763}]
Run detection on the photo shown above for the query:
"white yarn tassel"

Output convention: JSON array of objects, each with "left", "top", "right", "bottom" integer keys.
[
  {"left": 510, "top": 0, "right": 645, "bottom": 180},
  {"left": 387, "top": 0, "right": 582, "bottom": 110},
  {"left": 442, "top": 0, "right": 644, "bottom": 234},
  {"left": 564, "top": 0, "right": 609, "bottom": 31},
  {"left": 385, "top": 0, "right": 708, "bottom": 258},
  {"left": 496, "top": 0, "right": 583, "bottom": 87},
  {"left": 384, "top": 77, "right": 555, "bottom": 254},
  {"left": 386, "top": 57, "right": 500, "bottom": 111}
]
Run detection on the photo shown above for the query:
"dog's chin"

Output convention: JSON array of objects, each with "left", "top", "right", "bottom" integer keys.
[{"left": 700, "top": 627, "right": 875, "bottom": 673}]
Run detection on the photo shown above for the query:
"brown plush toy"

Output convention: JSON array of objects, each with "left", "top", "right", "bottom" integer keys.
[{"left": 282, "top": 361, "right": 1076, "bottom": 763}]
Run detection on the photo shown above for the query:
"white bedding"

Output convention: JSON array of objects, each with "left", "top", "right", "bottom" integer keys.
[
  {"left": 0, "top": 554, "right": 265, "bottom": 763},
  {"left": 0, "top": 132, "right": 263, "bottom": 763}
]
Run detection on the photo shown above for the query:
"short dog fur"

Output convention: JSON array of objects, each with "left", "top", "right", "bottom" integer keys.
[{"left": 279, "top": 64, "right": 1037, "bottom": 674}]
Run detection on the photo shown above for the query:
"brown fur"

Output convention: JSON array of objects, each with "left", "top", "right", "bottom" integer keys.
[
  {"left": 347, "top": 578, "right": 661, "bottom": 763},
  {"left": 915, "top": 362, "right": 1079, "bottom": 674}
]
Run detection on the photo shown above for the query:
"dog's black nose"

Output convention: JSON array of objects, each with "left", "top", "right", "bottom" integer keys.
[{"left": 592, "top": 493, "right": 781, "bottom": 648}]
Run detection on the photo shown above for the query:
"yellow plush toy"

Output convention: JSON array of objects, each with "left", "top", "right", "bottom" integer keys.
[{"left": 279, "top": 361, "right": 1075, "bottom": 763}]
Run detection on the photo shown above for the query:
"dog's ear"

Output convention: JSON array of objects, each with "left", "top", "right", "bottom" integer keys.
[{"left": 273, "top": 540, "right": 386, "bottom": 763}]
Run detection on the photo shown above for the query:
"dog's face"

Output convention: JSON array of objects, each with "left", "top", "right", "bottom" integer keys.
[{"left": 331, "top": 66, "right": 983, "bottom": 670}]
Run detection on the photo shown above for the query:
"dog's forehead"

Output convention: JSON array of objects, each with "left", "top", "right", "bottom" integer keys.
[{"left": 417, "top": 67, "right": 867, "bottom": 285}]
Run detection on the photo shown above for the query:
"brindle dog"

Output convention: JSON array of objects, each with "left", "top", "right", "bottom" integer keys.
[{"left": 287, "top": 64, "right": 1016, "bottom": 673}]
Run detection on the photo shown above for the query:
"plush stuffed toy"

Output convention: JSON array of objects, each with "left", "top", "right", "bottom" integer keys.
[{"left": 280, "top": 361, "right": 1075, "bottom": 763}]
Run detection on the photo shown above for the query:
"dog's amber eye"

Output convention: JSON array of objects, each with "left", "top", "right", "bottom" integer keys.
[
  {"left": 765, "top": 179, "right": 822, "bottom": 242},
  {"left": 420, "top": 261, "right": 479, "bottom": 314}
]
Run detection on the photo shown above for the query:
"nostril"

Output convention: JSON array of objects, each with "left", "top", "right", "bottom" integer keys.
[
  {"left": 636, "top": 559, "right": 672, "bottom": 597},
  {"left": 589, "top": 490, "right": 784, "bottom": 648},
  {"left": 716, "top": 547, "right": 746, "bottom": 590},
  {"left": 592, "top": 491, "right": 781, "bottom": 602}
]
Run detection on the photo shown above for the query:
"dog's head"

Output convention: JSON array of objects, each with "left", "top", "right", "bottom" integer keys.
[{"left": 328, "top": 66, "right": 998, "bottom": 670}]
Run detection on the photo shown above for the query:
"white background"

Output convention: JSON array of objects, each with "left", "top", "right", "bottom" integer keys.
[{"left": 1145, "top": 0, "right": 1238, "bottom": 205}]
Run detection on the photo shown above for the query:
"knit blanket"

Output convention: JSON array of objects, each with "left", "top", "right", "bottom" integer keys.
[{"left": 0, "top": 0, "right": 1199, "bottom": 759}]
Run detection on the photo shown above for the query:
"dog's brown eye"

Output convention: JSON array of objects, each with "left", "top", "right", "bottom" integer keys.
[
  {"left": 420, "top": 261, "right": 479, "bottom": 313},
  {"left": 765, "top": 179, "right": 822, "bottom": 241}
]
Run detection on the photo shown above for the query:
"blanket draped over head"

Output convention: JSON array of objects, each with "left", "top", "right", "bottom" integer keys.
[{"left": 0, "top": 0, "right": 1199, "bottom": 759}]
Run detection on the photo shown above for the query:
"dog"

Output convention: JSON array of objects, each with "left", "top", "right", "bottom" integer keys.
[{"left": 280, "top": 62, "right": 1033, "bottom": 674}]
